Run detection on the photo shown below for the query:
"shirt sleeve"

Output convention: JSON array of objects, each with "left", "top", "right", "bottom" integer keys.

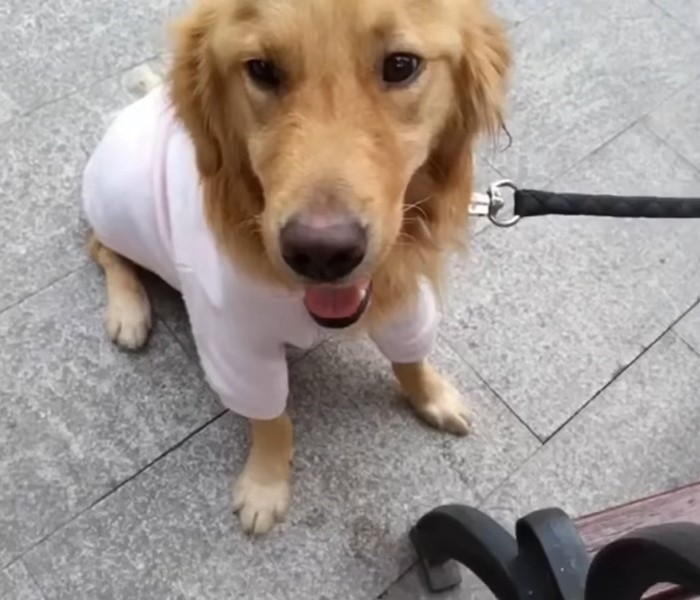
[
  {"left": 369, "top": 278, "right": 440, "bottom": 364},
  {"left": 179, "top": 273, "right": 289, "bottom": 420}
]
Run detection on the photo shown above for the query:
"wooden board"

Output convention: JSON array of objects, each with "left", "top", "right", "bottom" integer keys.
[{"left": 575, "top": 482, "right": 700, "bottom": 599}]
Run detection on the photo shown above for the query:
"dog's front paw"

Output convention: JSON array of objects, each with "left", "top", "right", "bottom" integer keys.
[
  {"left": 394, "top": 362, "right": 472, "bottom": 436},
  {"left": 232, "top": 469, "right": 290, "bottom": 535},
  {"left": 416, "top": 379, "right": 472, "bottom": 436},
  {"left": 105, "top": 289, "right": 151, "bottom": 350}
]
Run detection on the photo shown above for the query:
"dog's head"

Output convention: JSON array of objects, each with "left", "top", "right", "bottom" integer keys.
[{"left": 171, "top": 0, "right": 509, "bottom": 327}]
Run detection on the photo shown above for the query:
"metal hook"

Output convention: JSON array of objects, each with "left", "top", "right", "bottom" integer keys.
[{"left": 487, "top": 179, "right": 521, "bottom": 228}]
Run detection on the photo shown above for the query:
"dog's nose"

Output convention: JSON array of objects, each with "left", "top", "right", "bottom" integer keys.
[{"left": 280, "top": 215, "right": 367, "bottom": 282}]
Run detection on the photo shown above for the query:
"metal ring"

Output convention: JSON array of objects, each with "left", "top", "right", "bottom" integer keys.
[{"left": 487, "top": 179, "right": 521, "bottom": 227}]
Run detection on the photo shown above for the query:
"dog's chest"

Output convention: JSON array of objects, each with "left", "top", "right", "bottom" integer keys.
[
  {"left": 263, "top": 296, "right": 336, "bottom": 350},
  {"left": 229, "top": 286, "right": 335, "bottom": 351}
]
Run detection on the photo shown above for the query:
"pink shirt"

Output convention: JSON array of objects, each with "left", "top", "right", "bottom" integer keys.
[{"left": 82, "top": 88, "right": 440, "bottom": 419}]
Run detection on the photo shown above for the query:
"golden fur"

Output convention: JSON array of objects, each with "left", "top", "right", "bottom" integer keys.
[{"left": 89, "top": 0, "right": 509, "bottom": 535}]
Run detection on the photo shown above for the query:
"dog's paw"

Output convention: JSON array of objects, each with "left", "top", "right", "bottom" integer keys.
[
  {"left": 415, "top": 380, "right": 472, "bottom": 437},
  {"left": 105, "top": 290, "right": 151, "bottom": 350},
  {"left": 232, "top": 470, "right": 290, "bottom": 535}
]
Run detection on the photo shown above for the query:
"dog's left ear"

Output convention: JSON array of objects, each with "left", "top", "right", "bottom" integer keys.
[
  {"left": 406, "top": 4, "right": 510, "bottom": 253},
  {"left": 453, "top": 4, "right": 511, "bottom": 137}
]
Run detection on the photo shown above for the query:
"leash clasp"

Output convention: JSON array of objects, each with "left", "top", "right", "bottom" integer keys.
[{"left": 487, "top": 179, "right": 521, "bottom": 228}]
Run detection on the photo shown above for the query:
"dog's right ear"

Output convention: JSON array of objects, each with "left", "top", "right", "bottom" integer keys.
[{"left": 169, "top": 7, "right": 223, "bottom": 177}]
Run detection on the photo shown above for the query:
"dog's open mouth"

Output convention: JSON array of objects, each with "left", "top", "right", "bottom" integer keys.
[{"left": 303, "top": 279, "right": 372, "bottom": 329}]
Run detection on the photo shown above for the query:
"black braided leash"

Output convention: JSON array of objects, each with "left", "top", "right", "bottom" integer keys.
[
  {"left": 516, "top": 189, "right": 700, "bottom": 219},
  {"left": 482, "top": 179, "right": 700, "bottom": 227}
]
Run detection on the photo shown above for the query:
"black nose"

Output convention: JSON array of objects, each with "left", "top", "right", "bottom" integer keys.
[{"left": 280, "top": 216, "right": 367, "bottom": 282}]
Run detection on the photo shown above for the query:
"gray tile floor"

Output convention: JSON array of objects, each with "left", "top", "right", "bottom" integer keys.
[{"left": 1, "top": 0, "right": 699, "bottom": 598}]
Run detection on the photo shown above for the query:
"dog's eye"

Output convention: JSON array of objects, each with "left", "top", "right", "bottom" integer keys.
[
  {"left": 245, "top": 59, "right": 283, "bottom": 90},
  {"left": 382, "top": 53, "right": 423, "bottom": 86}
]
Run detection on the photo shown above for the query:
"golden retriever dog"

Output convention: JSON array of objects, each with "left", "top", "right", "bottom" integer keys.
[{"left": 84, "top": 0, "right": 509, "bottom": 535}]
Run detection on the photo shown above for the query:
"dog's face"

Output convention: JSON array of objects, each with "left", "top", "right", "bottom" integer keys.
[{"left": 172, "top": 0, "right": 509, "bottom": 327}]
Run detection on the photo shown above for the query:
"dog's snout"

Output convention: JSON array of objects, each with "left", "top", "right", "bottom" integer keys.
[{"left": 280, "top": 214, "right": 367, "bottom": 282}]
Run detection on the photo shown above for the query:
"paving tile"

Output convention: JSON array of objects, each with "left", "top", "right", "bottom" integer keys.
[
  {"left": 0, "top": 64, "right": 158, "bottom": 313},
  {"left": 345, "top": 338, "right": 540, "bottom": 502},
  {"left": 1, "top": 101, "right": 91, "bottom": 312},
  {"left": 486, "top": 0, "right": 700, "bottom": 187},
  {"left": 443, "top": 123, "right": 700, "bottom": 438},
  {"left": 0, "top": 0, "right": 185, "bottom": 111},
  {"left": 0, "top": 266, "right": 220, "bottom": 566},
  {"left": 652, "top": 0, "right": 700, "bottom": 36},
  {"left": 491, "top": 0, "right": 556, "bottom": 27},
  {"left": 0, "top": 561, "right": 45, "bottom": 600},
  {"left": 483, "top": 331, "right": 700, "bottom": 526},
  {"left": 22, "top": 337, "right": 537, "bottom": 600},
  {"left": 383, "top": 330, "right": 700, "bottom": 600},
  {"left": 674, "top": 302, "right": 700, "bottom": 355},
  {"left": 645, "top": 77, "right": 700, "bottom": 172},
  {"left": 0, "top": 89, "right": 16, "bottom": 125}
]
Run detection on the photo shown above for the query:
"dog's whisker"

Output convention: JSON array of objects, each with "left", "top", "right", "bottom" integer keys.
[
  {"left": 395, "top": 230, "right": 420, "bottom": 246},
  {"left": 403, "top": 196, "right": 433, "bottom": 223},
  {"left": 403, "top": 195, "right": 431, "bottom": 213}
]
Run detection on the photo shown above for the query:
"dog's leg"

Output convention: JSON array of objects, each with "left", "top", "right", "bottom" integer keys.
[
  {"left": 89, "top": 233, "right": 152, "bottom": 350},
  {"left": 392, "top": 360, "right": 471, "bottom": 436},
  {"left": 233, "top": 412, "right": 293, "bottom": 535}
]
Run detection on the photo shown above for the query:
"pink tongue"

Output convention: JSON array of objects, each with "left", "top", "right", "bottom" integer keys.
[{"left": 304, "top": 285, "right": 364, "bottom": 319}]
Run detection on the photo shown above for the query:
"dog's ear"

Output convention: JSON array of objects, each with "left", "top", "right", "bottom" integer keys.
[
  {"left": 407, "top": 5, "right": 509, "bottom": 251},
  {"left": 169, "top": 7, "right": 224, "bottom": 177},
  {"left": 453, "top": 5, "right": 511, "bottom": 138}
]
